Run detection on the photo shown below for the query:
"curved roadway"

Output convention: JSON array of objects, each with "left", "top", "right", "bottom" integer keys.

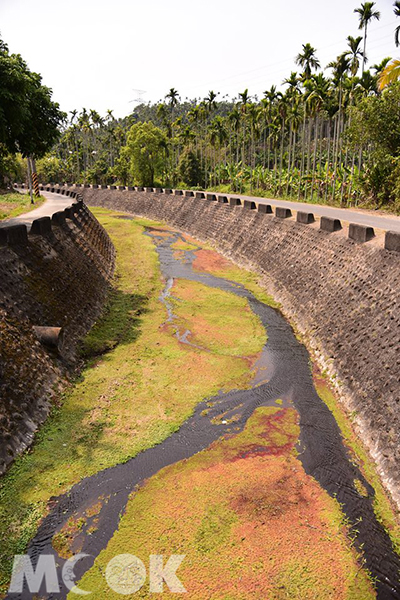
[{"left": 0, "top": 190, "right": 73, "bottom": 232}]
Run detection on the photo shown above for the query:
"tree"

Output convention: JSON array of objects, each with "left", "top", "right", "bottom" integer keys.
[
  {"left": 36, "top": 155, "right": 63, "bottom": 183},
  {"left": 379, "top": 59, "right": 400, "bottom": 90},
  {"left": 354, "top": 2, "right": 381, "bottom": 74},
  {"left": 372, "top": 57, "right": 392, "bottom": 75},
  {"left": 0, "top": 38, "right": 65, "bottom": 158},
  {"left": 295, "top": 43, "right": 320, "bottom": 80},
  {"left": 166, "top": 88, "right": 179, "bottom": 108},
  {"left": 345, "top": 36, "right": 365, "bottom": 76},
  {"left": 347, "top": 82, "right": 400, "bottom": 207},
  {"left": 123, "top": 122, "right": 167, "bottom": 186},
  {"left": 178, "top": 148, "right": 202, "bottom": 186},
  {"left": 394, "top": 0, "right": 400, "bottom": 47}
]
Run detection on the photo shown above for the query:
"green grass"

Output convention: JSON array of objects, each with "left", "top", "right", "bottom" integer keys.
[{"left": 0, "top": 191, "right": 44, "bottom": 221}]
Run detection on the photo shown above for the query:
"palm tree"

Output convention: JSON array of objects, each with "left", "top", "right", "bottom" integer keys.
[
  {"left": 263, "top": 86, "right": 280, "bottom": 168},
  {"left": 379, "top": 59, "right": 400, "bottom": 89},
  {"left": 227, "top": 107, "right": 241, "bottom": 164},
  {"left": 166, "top": 88, "right": 179, "bottom": 108},
  {"left": 305, "top": 74, "right": 330, "bottom": 200},
  {"left": 209, "top": 117, "right": 227, "bottom": 185},
  {"left": 285, "top": 100, "right": 302, "bottom": 195},
  {"left": 295, "top": 43, "right": 320, "bottom": 80},
  {"left": 205, "top": 90, "right": 218, "bottom": 113},
  {"left": 238, "top": 89, "right": 251, "bottom": 163},
  {"left": 371, "top": 57, "right": 392, "bottom": 75},
  {"left": 358, "top": 70, "right": 378, "bottom": 95},
  {"left": 394, "top": 1, "right": 400, "bottom": 47},
  {"left": 354, "top": 2, "right": 381, "bottom": 74},
  {"left": 327, "top": 54, "right": 350, "bottom": 201},
  {"left": 345, "top": 36, "right": 365, "bottom": 77}
]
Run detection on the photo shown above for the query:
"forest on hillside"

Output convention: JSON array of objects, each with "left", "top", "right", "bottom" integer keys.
[{"left": 2, "top": 1, "right": 400, "bottom": 212}]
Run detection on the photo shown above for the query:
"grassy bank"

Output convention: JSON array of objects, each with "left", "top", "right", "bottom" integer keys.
[
  {"left": 0, "top": 209, "right": 266, "bottom": 595},
  {"left": 0, "top": 191, "right": 44, "bottom": 221}
]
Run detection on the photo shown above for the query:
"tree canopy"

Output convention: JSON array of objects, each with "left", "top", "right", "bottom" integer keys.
[
  {"left": 122, "top": 122, "right": 167, "bottom": 186},
  {"left": 0, "top": 38, "right": 65, "bottom": 159}
]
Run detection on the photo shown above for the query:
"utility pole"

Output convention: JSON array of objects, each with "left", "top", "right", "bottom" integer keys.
[
  {"left": 30, "top": 157, "right": 40, "bottom": 198},
  {"left": 26, "top": 156, "right": 34, "bottom": 204}
]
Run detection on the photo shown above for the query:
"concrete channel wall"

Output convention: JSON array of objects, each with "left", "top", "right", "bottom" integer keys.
[
  {"left": 0, "top": 194, "right": 115, "bottom": 473},
  {"left": 57, "top": 183, "right": 400, "bottom": 506}
]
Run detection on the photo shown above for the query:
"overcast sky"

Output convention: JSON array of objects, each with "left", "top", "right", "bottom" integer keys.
[{"left": 0, "top": 0, "right": 398, "bottom": 117}]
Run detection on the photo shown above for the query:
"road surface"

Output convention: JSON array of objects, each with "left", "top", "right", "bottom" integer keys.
[
  {"left": 223, "top": 191, "right": 400, "bottom": 232},
  {"left": 0, "top": 190, "right": 73, "bottom": 232}
]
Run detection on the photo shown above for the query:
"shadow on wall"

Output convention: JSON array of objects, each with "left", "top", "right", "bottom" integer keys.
[{"left": 0, "top": 197, "right": 115, "bottom": 474}]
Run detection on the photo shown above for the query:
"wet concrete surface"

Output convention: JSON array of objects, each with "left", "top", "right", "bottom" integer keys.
[{"left": 8, "top": 223, "right": 400, "bottom": 599}]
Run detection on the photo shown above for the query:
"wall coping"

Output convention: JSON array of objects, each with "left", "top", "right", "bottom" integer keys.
[{"left": 15, "top": 183, "right": 400, "bottom": 253}]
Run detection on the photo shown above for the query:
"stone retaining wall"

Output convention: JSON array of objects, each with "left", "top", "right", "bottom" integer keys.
[
  {"left": 0, "top": 198, "right": 115, "bottom": 473},
  {"left": 76, "top": 186, "right": 400, "bottom": 506}
]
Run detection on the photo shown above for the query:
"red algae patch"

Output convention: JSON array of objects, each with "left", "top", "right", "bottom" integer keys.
[
  {"left": 75, "top": 407, "right": 375, "bottom": 599},
  {"left": 193, "top": 248, "right": 233, "bottom": 274}
]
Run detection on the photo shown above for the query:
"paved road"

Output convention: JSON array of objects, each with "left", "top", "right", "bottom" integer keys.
[
  {"left": 224, "top": 192, "right": 400, "bottom": 233},
  {"left": 0, "top": 190, "right": 72, "bottom": 231}
]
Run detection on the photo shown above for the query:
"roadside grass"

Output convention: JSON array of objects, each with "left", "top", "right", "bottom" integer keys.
[
  {"left": 0, "top": 191, "right": 44, "bottom": 221},
  {"left": 0, "top": 209, "right": 266, "bottom": 595},
  {"left": 75, "top": 406, "right": 374, "bottom": 599}
]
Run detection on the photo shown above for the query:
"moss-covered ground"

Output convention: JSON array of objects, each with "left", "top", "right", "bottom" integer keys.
[
  {"left": 0, "top": 191, "right": 44, "bottom": 221},
  {"left": 74, "top": 407, "right": 375, "bottom": 599}
]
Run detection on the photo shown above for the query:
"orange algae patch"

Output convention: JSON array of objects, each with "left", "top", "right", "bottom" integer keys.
[
  {"left": 171, "top": 238, "right": 199, "bottom": 251},
  {"left": 170, "top": 279, "right": 266, "bottom": 358},
  {"left": 75, "top": 408, "right": 374, "bottom": 599},
  {"left": 193, "top": 248, "right": 233, "bottom": 275}
]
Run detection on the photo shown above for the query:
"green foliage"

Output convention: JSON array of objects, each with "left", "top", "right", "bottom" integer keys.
[
  {"left": 0, "top": 37, "right": 65, "bottom": 158},
  {"left": 36, "top": 155, "right": 64, "bottom": 183},
  {"left": 86, "top": 155, "right": 112, "bottom": 185},
  {"left": 178, "top": 148, "right": 202, "bottom": 186},
  {"left": 0, "top": 150, "right": 24, "bottom": 188},
  {"left": 122, "top": 122, "right": 167, "bottom": 186},
  {"left": 113, "top": 147, "right": 131, "bottom": 185},
  {"left": 347, "top": 82, "right": 400, "bottom": 208}
]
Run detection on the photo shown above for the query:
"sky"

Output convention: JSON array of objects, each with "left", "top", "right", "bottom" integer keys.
[{"left": 0, "top": 0, "right": 398, "bottom": 118}]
